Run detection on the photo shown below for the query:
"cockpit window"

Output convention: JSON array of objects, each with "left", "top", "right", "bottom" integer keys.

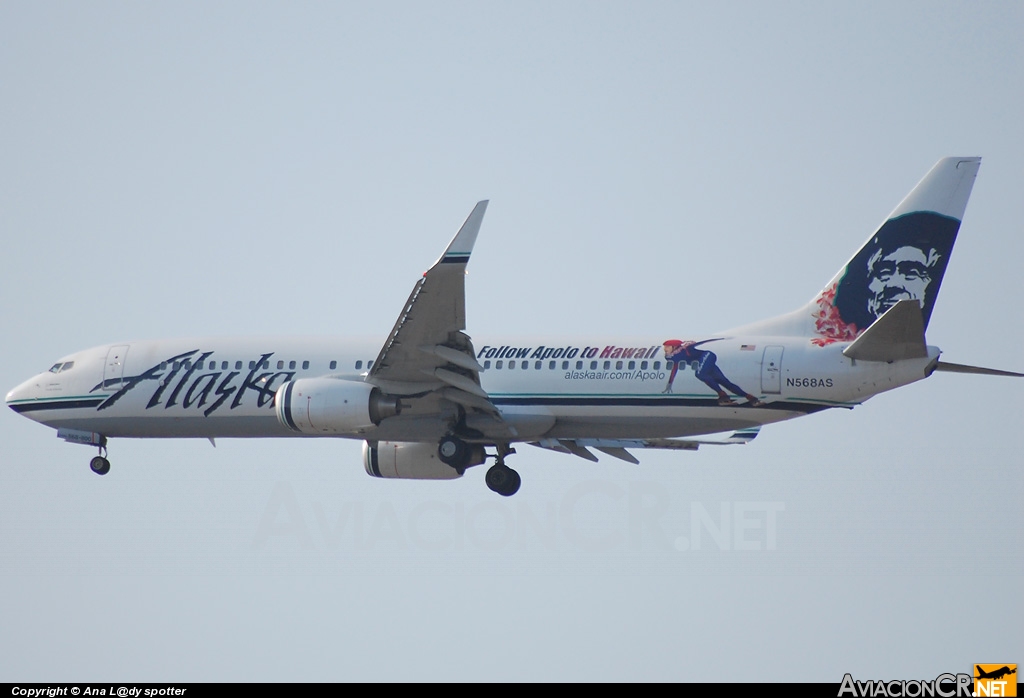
[
  {"left": 48, "top": 362, "right": 74, "bottom": 373},
  {"left": 49, "top": 363, "right": 63, "bottom": 373},
  {"left": 62, "top": 361, "right": 74, "bottom": 371}
]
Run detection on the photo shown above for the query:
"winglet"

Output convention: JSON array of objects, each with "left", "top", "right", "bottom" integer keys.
[{"left": 436, "top": 200, "right": 488, "bottom": 266}]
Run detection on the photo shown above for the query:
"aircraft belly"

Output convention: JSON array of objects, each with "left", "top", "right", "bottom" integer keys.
[{"left": 35, "top": 414, "right": 294, "bottom": 438}]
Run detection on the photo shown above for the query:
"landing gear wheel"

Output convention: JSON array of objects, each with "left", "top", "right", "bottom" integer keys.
[
  {"left": 90, "top": 456, "right": 110, "bottom": 476},
  {"left": 485, "top": 464, "right": 521, "bottom": 497},
  {"left": 437, "top": 435, "right": 468, "bottom": 468}
]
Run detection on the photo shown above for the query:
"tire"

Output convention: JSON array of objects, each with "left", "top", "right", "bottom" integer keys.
[
  {"left": 485, "top": 464, "right": 520, "bottom": 496},
  {"left": 502, "top": 468, "right": 521, "bottom": 496},
  {"left": 90, "top": 456, "right": 110, "bottom": 476}
]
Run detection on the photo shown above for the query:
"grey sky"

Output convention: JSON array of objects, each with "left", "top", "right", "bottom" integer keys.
[{"left": 2, "top": 1, "right": 1021, "bottom": 682}]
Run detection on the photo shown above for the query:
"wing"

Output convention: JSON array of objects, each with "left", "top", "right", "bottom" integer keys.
[
  {"left": 365, "top": 202, "right": 513, "bottom": 436},
  {"left": 529, "top": 427, "right": 761, "bottom": 463}
]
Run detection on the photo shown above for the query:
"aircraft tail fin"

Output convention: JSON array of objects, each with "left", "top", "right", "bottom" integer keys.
[
  {"left": 810, "top": 157, "right": 980, "bottom": 339},
  {"left": 735, "top": 158, "right": 981, "bottom": 342}
]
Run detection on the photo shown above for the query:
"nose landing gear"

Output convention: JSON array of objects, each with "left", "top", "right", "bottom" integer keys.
[
  {"left": 90, "top": 455, "right": 110, "bottom": 475},
  {"left": 89, "top": 438, "right": 110, "bottom": 475}
]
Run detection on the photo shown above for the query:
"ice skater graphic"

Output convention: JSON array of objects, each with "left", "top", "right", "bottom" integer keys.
[{"left": 662, "top": 339, "right": 763, "bottom": 406}]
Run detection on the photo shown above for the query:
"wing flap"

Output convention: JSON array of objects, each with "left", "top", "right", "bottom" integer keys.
[
  {"left": 419, "top": 344, "right": 485, "bottom": 372},
  {"left": 425, "top": 367, "right": 490, "bottom": 399},
  {"left": 529, "top": 427, "right": 760, "bottom": 463}
]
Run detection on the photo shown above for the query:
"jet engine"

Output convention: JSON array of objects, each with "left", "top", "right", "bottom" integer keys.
[
  {"left": 363, "top": 441, "right": 484, "bottom": 480},
  {"left": 275, "top": 378, "right": 400, "bottom": 434}
]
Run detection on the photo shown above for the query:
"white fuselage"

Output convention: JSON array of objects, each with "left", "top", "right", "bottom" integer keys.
[{"left": 6, "top": 334, "right": 939, "bottom": 443}]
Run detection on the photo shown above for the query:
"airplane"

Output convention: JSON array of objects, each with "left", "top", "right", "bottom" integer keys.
[
  {"left": 7, "top": 157, "right": 1022, "bottom": 496},
  {"left": 975, "top": 666, "right": 1016, "bottom": 681}
]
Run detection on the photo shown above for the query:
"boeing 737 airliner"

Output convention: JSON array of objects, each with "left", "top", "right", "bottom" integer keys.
[{"left": 7, "top": 157, "right": 1021, "bottom": 495}]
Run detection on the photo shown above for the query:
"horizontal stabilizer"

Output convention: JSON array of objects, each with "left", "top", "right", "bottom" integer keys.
[
  {"left": 933, "top": 361, "right": 1024, "bottom": 378},
  {"left": 843, "top": 299, "right": 927, "bottom": 362}
]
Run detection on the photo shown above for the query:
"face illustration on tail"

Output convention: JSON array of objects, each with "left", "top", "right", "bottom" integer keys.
[
  {"left": 865, "top": 243, "right": 941, "bottom": 318},
  {"left": 813, "top": 212, "right": 961, "bottom": 345}
]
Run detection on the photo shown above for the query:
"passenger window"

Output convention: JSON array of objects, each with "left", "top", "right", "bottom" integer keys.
[
  {"left": 615, "top": 361, "right": 623, "bottom": 370},
  {"left": 249, "top": 361, "right": 256, "bottom": 369},
  {"left": 641, "top": 361, "right": 648, "bottom": 370},
  {"left": 590, "top": 361, "right": 597, "bottom": 370},
  {"left": 330, "top": 360, "right": 337, "bottom": 370},
  {"left": 222, "top": 361, "right": 229, "bottom": 370},
  {"left": 262, "top": 361, "right": 269, "bottom": 370},
  {"left": 160, "top": 362, "right": 168, "bottom": 371},
  {"left": 496, "top": 360, "right": 503, "bottom": 369},
  {"left": 277, "top": 360, "right": 284, "bottom": 369},
  {"left": 603, "top": 361, "right": 610, "bottom": 370},
  {"left": 289, "top": 360, "right": 296, "bottom": 370},
  {"left": 484, "top": 360, "right": 491, "bottom": 369},
  {"left": 628, "top": 361, "right": 635, "bottom": 370},
  {"left": 183, "top": 360, "right": 192, "bottom": 370},
  {"left": 562, "top": 361, "right": 569, "bottom": 370},
  {"left": 535, "top": 361, "right": 542, "bottom": 369},
  {"left": 654, "top": 361, "right": 661, "bottom": 370},
  {"left": 355, "top": 360, "right": 363, "bottom": 369},
  {"left": 368, "top": 360, "right": 373, "bottom": 369},
  {"left": 549, "top": 361, "right": 556, "bottom": 370},
  {"left": 302, "top": 361, "right": 309, "bottom": 370},
  {"left": 523, "top": 362, "right": 529, "bottom": 370},
  {"left": 576, "top": 361, "right": 583, "bottom": 370},
  {"left": 509, "top": 361, "right": 516, "bottom": 369},
  {"left": 173, "top": 362, "right": 181, "bottom": 371},
  {"left": 235, "top": 361, "right": 243, "bottom": 370}
]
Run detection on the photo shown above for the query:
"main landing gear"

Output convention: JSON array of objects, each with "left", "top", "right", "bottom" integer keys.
[
  {"left": 89, "top": 439, "right": 110, "bottom": 475},
  {"left": 437, "top": 435, "right": 521, "bottom": 496},
  {"left": 484, "top": 444, "right": 520, "bottom": 497}
]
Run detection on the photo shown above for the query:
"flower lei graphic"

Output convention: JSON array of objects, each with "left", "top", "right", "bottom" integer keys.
[{"left": 810, "top": 281, "right": 860, "bottom": 346}]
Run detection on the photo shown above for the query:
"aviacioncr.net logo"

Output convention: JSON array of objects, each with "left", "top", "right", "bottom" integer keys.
[{"left": 838, "top": 673, "right": 973, "bottom": 698}]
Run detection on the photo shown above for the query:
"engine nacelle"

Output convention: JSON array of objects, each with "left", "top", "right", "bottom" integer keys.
[
  {"left": 363, "top": 441, "right": 471, "bottom": 480},
  {"left": 276, "top": 378, "right": 401, "bottom": 435}
]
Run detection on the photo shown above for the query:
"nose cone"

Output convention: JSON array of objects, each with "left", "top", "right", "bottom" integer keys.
[{"left": 7, "top": 375, "right": 44, "bottom": 416}]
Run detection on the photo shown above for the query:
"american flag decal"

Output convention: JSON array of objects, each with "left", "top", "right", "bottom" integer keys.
[{"left": 740, "top": 344, "right": 756, "bottom": 351}]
